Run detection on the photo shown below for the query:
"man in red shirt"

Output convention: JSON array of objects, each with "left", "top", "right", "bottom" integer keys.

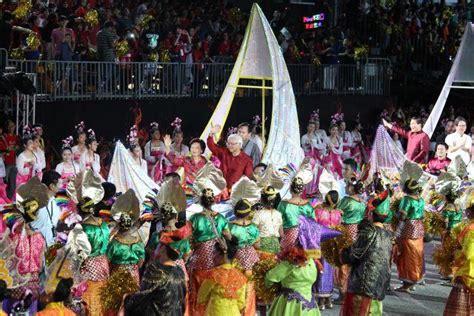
[
  {"left": 383, "top": 117, "right": 430, "bottom": 164},
  {"left": 425, "top": 143, "right": 451, "bottom": 176},
  {"left": 3, "top": 120, "right": 19, "bottom": 198},
  {"left": 207, "top": 124, "right": 253, "bottom": 189}
]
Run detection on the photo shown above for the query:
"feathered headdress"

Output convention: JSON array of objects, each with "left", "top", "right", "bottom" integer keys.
[
  {"left": 149, "top": 122, "right": 159, "bottom": 132},
  {"left": 62, "top": 136, "right": 74, "bottom": 150},
  {"left": 330, "top": 112, "right": 344, "bottom": 125},
  {"left": 171, "top": 117, "right": 182, "bottom": 133},
  {"left": 86, "top": 129, "right": 96, "bottom": 142},
  {"left": 21, "top": 125, "right": 34, "bottom": 141},
  {"left": 126, "top": 126, "right": 139, "bottom": 149},
  {"left": 75, "top": 121, "right": 86, "bottom": 134},
  {"left": 310, "top": 109, "right": 320, "bottom": 122}
]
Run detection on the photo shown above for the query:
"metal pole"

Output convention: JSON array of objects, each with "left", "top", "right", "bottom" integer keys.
[{"left": 262, "top": 79, "right": 265, "bottom": 149}]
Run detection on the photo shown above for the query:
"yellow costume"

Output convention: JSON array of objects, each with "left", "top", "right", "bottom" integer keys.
[{"left": 197, "top": 263, "right": 248, "bottom": 316}]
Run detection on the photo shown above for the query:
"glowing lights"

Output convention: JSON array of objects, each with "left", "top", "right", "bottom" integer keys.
[{"left": 303, "top": 13, "right": 325, "bottom": 29}]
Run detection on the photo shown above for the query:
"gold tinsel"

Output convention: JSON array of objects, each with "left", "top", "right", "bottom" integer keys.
[
  {"left": 432, "top": 222, "right": 467, "bottom": 275},
  {"left": 251, "top": 258, "right": 279, "bottom": 304},
  {"left": 423, "top": 211, "right": 446, "bottom": 236},
  {"left": 116, "top": 40, "right": 129, "bottom": 58},
  {"left": 321, "top": 225, "right": 353, "bottom": 267},
  {"left": 26, "top": 32, "right": 41, "bottom": 50},
  {"left": 139, "top": 15, "right": 154, "bottom": 29},
  {"left": 45, "top": 242, "right": 63, "bottom": 266},
  {"left": 85, "top": 10, "right": 99, "bottom": 27},
  {"left": 159, "top": 49, "right": 171, "bottom": 62},
  {"left": 312, "top": 56, "right": 321, "bottom": 66},
  {"left": 13, "top": 0, "right": 32, "bottom": 20},
  {"left": 390, "top": 195, "right": 402, "bottom": 231},
  {"left": 100, "top": 270, "right": 139, "bottom": 311},
  {"left": 354, "top": 46, "right": 369, "bottom": 60},
  {"left": 148, "top": 52, "right": 159, "bottom": 62},
  {"left": 10, "top": 48, "right": 25, "bottom": 60}
]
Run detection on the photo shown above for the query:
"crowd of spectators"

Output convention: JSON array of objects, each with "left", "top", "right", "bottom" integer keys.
[{"left": 0, "top": 0, "right": 471, "bottom": 74}]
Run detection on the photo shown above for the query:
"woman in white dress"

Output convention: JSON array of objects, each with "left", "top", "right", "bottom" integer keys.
[
  {"left": 55, "top": 136, "right": 80, "bottom": 189},
  {"left": 127, "top": 126, "right": 148, "bottom": 174},
  {"left": 72, "top": 121, "right": 87, "bottom": 164},
  {"left": 338, "top": 121, "right": 353, "bottom": 160},
  {"left": 80, "top": 129, "right": 101, "bottom": 175},
  {"left": 16, "top": 126, "right": 42, "bottom": 187},
  {"left": 32, "top": 135, "right": 46, "bottom": 172},
  {"left": 445, "top": 116, "right": 472, "bottom": 165}
]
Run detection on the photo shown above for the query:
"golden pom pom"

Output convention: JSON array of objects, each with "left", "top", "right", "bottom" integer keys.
[
  {"left": 100, "top": 269, "right": 139, "bottom": 311},
  {"left": 13, "top": 0, "right": 32, "bottom": 20},
  {"left": 312, "top": 56, "right": 321, "bottom": 66},
  {"left": 423, "top": 211, "right": 446, "bottom": 236},
  {"left": 139, "top": 15, "right": 154, "bottom": 29},
  {"left": 159, "top": 49, "right": 170, "bottom": 62},
  {"left": 116, "top": 40, "right": 129, "bottom": 58},
  {"left": 251, "top": 258, "right": 279, "bottom": 304},
  {"left": 354, "top": 46, "right": 369, "bottom": 60},
  {"left": 85, "top": 10, "right": 99, "bottom": 27},
  {"left": 26, "top": 32, "right": 41, "bottom": 50},
  {"left": 10, "top": 48, "right": 25, "bottom": 60},
  {"left": 432, "top": 234, "right": 460, "bottom": 276},
  {"left": 148, "top": 52, "right": 159, "bottom": 62},
  {"left": 321, "top": 225, "right": 353, "bottom": 267}
]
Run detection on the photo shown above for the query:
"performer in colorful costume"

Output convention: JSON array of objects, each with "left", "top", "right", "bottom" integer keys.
[
  {"left": 197, "top": 238, "right": 248, "bottom": 316},
  {"left": 55, "top": 136, "right": 80, "bottom": 190},
  {"left": 395, "top": 179, "right": 425, "bottom": 292},
  {"left": 126, "top": 126, "right": 147, "bottom": 174},
  {"left": 335, "top": 177, "right": 366, "bottom": 301},
  {"left": 443, "top": 198, "right": 474, "bottom": 316},
  {"left": 16, "top": 126, "right": 43, "bottom": 187},
  {"left": 230, "top": 199, "right": 260, "bottom": 316},
  {"left": 144, "top": 122, "right": 166, "bottom": 182},
  {"left": 314, "top": 190, "right": 342, "bottom": 309},
  {"left": 252, "top": 186, "right": 283, "bottom": 256},
  {"left": 2, "top": 176, "right": 48, "bottom": 315},
  {"left": 80, "top": 129, "right": 101, "bottom": 175},
  {"left": 71, "top": 121, "right": 87, "bottom": 164}
]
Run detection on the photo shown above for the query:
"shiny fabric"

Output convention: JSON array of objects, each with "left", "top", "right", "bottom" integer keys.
[
  {"left": 190, "top": 212, "right": 229, "bottom": 243},
  {"left": 426, "top": 157, "right": 451, "bottom": 175},
  {"left": 265, "top": 260, "right": 319, "bottom": 316},
  {"left": 399, "top": 196, "right": 425, "bottom": 220},
  {"left": 12, "top": 230, "right": 45, "bottom": 275},
  {"left": 341, "top": 220, "right": 393, "bottom": 301},
  {"left": 453, "top": 221, "right": 474, "bottom": 290},
  {"left": 338, "top": 197, "right": 366, "bottom": 225},
  {"left": 106, "top": 239, "right": 145, "bottom": 265},
  {"left": 125, "top": 262, "right": 186, "bottom": 316},
  {"left": 252, "top": 209, "right": 283, "bottom": 238},
  {"left": 82, "top": 221, "right": 110, "bottom": 257},
  {"left": 110, "top": 263, "right": 140, "bottom": 285},
  {"left": 315, "top": 258, "right": 334, "bottom": 298},
  {"left": 206, "top": 136, "right": 253, "bottom": 189},
  {"left": 81, "top": 255, "right": 109, "bottom": 282},
  {"left": 400, "top": 220, "right": 425, "bottom": 239},
  {"left": 442, "top": 205, "right": 463, "bottom": 230},
  {"left": 36, "top": 302, "right": 76, "bottom": 316},
  {"left": 229, "top": 223, "right": 259, "bottom": 248},
  {"left": 314, "top": 207, "right": 342, "bottom": 227},
  {"left": 372, "top": 193, "right": 393, "bottom": 224},
  {"left": 189, "top": 239, "right": 220, "bottom": 271},
  {"left": 82, "top": 280, "right": 107, "bottom": 316},
  {"left": 277, "top": 201, "right": 314, "bottom": 230},
  {"left": 166, "top": 152, "right": 207, "bottom": 186},
  {"left": 444, "top": 278, "right": 474, "bottom": 316},
  {"left": 390, "top": 125, "right": 430, "bottom": 163},
  {"left": 298, "top": 216, "right": 341, "bottom": 258},
  {"left": 197, "top": 263, "right": 247, "bottom": 316},
  {"left": 341, "top": 293, "right": 381, "bottom": 316},
  {"left": 395, "top": 237, "right": 424, "bottom": 284}
]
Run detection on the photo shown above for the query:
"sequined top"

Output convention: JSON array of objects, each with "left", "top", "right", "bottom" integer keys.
[
  {"left": 375, "top": 194, "right": 393, "bottom": 224},
  {"left": 277, "top": 201, "right": 314, "bottom": 230},
  {"left": 82, "top": 221, "right": 110, "bottom": 257},
  {"left": 107, "top": 238, "right": 146, "bottom": 265},
  {"left": 442, "top": 204, "right": 463, "bottom": 230},
  {"left": 338, "top": 196, "right": 366, "bottom": 225},
  {"left": 399, "top": 196, "right": 424, "bottom": 220},
  {"left": 13, "top": 230, "right": 45, "bottom": 275},
  {"left": 229, "top": 223, "right": 260, "bottom": 248},
  {"left": 189, "top": 212, "right": 229, "bottom": 243},
  {"left": 314, "top": 207, "right": 342, "bottom": 227}
]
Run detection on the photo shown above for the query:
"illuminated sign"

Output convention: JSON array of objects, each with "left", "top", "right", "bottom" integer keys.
[{"left": 303, "top": 13, "right": 325, "bottom": 29}]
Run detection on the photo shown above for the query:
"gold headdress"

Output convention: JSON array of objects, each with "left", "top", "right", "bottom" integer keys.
[
  {"left": 111, "top": 189, "right": 140, "bottom": 223},
  {"left": 157, "top": 176, "right": 186, "bottom": 212},
  {"left": 16, "top": 176, "right": 50, "bottom": 212}
]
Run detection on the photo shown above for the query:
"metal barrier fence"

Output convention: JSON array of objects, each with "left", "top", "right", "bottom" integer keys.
[{"left": 7, "top": 59, "right": 391, "bottom": 101}]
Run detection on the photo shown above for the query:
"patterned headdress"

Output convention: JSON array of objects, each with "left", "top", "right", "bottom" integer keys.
[
  {"left": 75, "top": 121, "right": 86, "bottom": 135},
  {"left": 171, "top": 117, "right": 183, "bottom": 133},
  {"left": 126, "top": 126, "right": 139, "bottom": 149},
  {"left": 330, "top": 112, "right": 344, "bottom": 126},
  {"left": 21, "top": 125, "right": 34, "bottom": 142},
  {"left": 86, "top": 128, "right": 96, "bottom": 142},
  {"left": 61, "top": 136, "right": 74, "bottom": 151},
  {"left": 150, "top": 122, "right": 159, "bottom": 132},
  {"left": 310, "top": 109, "right": 320, "bottom": 123}
]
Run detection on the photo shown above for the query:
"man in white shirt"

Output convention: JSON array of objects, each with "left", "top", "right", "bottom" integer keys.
[
  {"left": 445, "top": 116, "right": 472, "bottom": 165},
  {"left": 30, "top": 171, "right": 62, "bottom": 246}
]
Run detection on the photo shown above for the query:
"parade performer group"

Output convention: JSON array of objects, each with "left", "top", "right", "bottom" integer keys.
[{"left": 0, "top": 107, "right": 474, "bottom": 316}]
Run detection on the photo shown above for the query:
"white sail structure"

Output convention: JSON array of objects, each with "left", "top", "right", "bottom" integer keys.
[
  {"left": 107, "top": 141, "right": 159, "bottom": 203},
  {"left": 200, "top": 3, "right": 304, "bottom": 168}
]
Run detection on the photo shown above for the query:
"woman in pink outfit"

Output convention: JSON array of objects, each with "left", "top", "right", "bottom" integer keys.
[
  {"left": 144, "top": 122, "right": 166, "bottom": 183},
  {"left": 55, "top": 136, "right": 80, "bottom": 190},
  {"left": 322, "top": 124, "right": 344, "bottom": 179}
]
